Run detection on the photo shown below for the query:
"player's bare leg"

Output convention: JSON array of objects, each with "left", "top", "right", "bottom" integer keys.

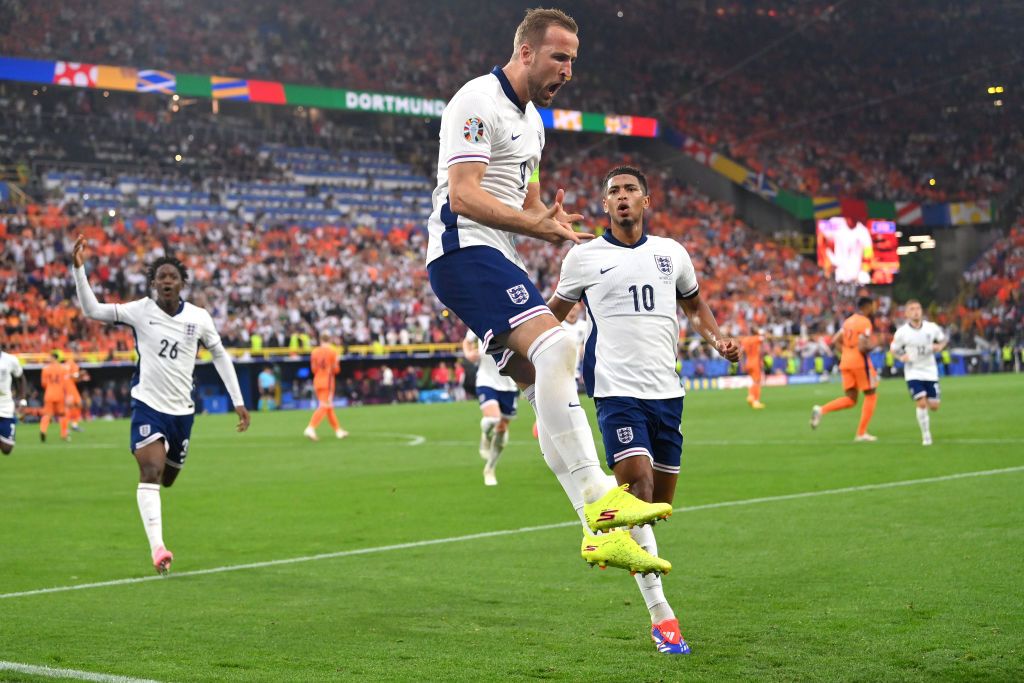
[
  {"left": 812, "top": 387, "right": 858, "bottom": 429},
  {"left": 134, "top": 440, "right": 173, "bottom": 574}
]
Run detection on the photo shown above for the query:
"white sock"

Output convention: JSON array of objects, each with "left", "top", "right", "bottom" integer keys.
[
  {"left": 916, "top": 406, "right": 930, "bottom": 437},
  {"left": 480, "top": 416, "right": 500, "bottom": 444},
  {"left": 136, "top": 483, "right": 164, "bottom": 554},
  {"left": 631, "top": 524, "right": 675, "bottom": 623},
  {"left": 486, "top": 428, "right": 509, "bottom": 470},
  {"left": 526, "top": 383, "right": 588, "bottom": 529},
  {"left": 528, "top": 328, "right": 611, "bottom": 503}
]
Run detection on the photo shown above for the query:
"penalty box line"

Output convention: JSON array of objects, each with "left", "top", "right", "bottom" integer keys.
[{"left": 2, "top": 465, "right": 1022, "bottom": 601}]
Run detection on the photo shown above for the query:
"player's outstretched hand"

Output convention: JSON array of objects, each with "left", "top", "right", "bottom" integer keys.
[
  {"left": 716, "top": 338, "right": 741, "bottom": 363},
  {"left": 234, "top": 405, "right": 251, "bottom": 433},
  {"left": 71, "top": 234, "right": 87, "bottom": 268},
  {"left": 532, "top": 195, "right": 592, "bottom": 244}
]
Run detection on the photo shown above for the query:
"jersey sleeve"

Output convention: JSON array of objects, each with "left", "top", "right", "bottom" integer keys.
[
  {"left": 554, "top": 246, "right": 585, "bottom": 302},
  {"left": 9, "top": 356, "right": 23, "bottom": 378},
  {"left": 675, "top": 244, "right": 700, "bottom": 299},
  {"left": 932, "top": 324, "right": 946, "bottom": 343},
  {"left": 113, "top": 299, "right": 149, "bottom": 327},
  {"left": 443, "top": 90, "right": 497, "bottom": 168},
  {"left": 890, "top": 328, "right": 905, "bottom": 353},
  {"left": 198, "top": 310, "right": 224, "bottom": 350}
]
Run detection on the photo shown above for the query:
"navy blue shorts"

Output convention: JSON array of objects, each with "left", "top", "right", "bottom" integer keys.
[
  {"left": 129, "top": 400, "right": 195, "bottom": 469},
  {"left": 907, "top": 379, "right": 940, "bottom": 401},
  {"left": 477, "top": 387, "right": 518, "bottom": 419},
  {"left": 595, "top": 396, "right": 684, "bottom": 475},
  {"left": 0, "top": 416, "right": 16, "bottom": 446},
  {"left": 428, "top": 246, "right": 551, "bottom": 356}
]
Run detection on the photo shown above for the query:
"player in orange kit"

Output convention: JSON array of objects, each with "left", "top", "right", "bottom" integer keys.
[
  {"left": 39, "top": 351, "right": 70, "bottom": 442},
  {"left": 810, "top": 296, "right": 879, "bottom": 441},
  {"left": 63, "top": 353, "right": 88, "bottom": 432},
  {"left": 740, "top": 331, "right": 766, "bottom": 409},
  {"left": 303, "top": 333, "right": 348, "bottom": 441}
]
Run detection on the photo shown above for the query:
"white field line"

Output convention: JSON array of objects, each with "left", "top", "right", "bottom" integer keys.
[
  {"left": 1, "top": 465, "right": 1021, "bottom": 602},
  {"left": 0, "top": 660, "right": 162, "bottom": 683}
]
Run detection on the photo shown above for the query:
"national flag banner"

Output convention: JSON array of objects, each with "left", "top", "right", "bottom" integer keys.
[
  {"left": 96, "top": 65, "right": 138, "bottom": 92},
  {"left": 137, "top": 69, "right": 176, "bottom": 94},
  {"left": 604, "top": 115, "right": 633, "bottom": 136},
  {"left": 551, "top": 109, "right": 582, "bottom": 131},
  {"left": 682, "top": 137, "right": 715, "bottom": 165},
  {"left": 52, "top": 61, "right": 98, "bottom": 88},
  {"left": 895, "top": 201, "right": 923, "bottom": 225},
  {"left": 949, "top": 200, "right": 992, "bottom": 225},
  {"left": 711, "top": 155, "right": 752, "bottom": 184},
  {"left": 630, "top": 116, "right": 658, "bottom": 138},
  {"left": 743, "top": 170, "right": 778, "bottom": 198},
  {"left": 922, "top": 203, "right": 951, "bottom": 226},
  {"left": 248, "top": 79, "right": 286, "bottom": 105},
  {"left": 839, "top": 197, "right": 868, "bottom": 222},
  {"left": 0, "top": 56, "right": 60, "bottom": 84},
  {"left": 812, "top": 197, "right": 842, "bottom": 219},
  {"left": 536, "top": 107, "right": 555, "bottom": 129},
  {"left": 211, "top": 76, "right": 250, "bottom": 100}
]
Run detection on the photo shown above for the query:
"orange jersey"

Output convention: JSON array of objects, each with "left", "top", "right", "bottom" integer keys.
[
  {"left": 63, "top": 360, "right": 81, "bottom": 395},
  {"left": 741, "top": 335, "right": 763, "bottom": 371},
  {"left": 41, "top": 362, "right": 67, "bottom": 401},
  {"left": 310, "top": 345, "right": 340, "bottom": 390},
  {"left": 839, "top": 313, "right": 873, "bottom": 370}
]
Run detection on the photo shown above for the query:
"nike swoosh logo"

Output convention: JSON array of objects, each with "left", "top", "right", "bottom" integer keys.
[
  {"left": 600, "top": 266, "right": 618, "bottom": 274},
  {"left": 511, "top": 133, "right": 522, "bottom": 140},
  {"left": 149, "top": 321, "right": 160, "bottom": 325},
  {"left": 568, "top": 402, "right": 581, "bottom": 408}
]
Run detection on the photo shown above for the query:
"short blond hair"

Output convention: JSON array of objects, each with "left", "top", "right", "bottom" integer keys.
[{"left": 514, "top": 7, "right": 578, "bottom": 51}]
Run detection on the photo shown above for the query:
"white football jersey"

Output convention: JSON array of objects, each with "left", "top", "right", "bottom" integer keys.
[
  {"left": 465, "top": 329, "right": 517, "bottom": 392},
  {"left": 426, "top": 67, "right": 545, "bottom": 271},
  {"left": 0, "top": 351, "right": 24, "bottom": 418},
  {"left": 555, "top": 233, "right": 699, "bottom": 399},
  {"left": 891, "top": 321, "right": 946, "bottom": 382},
  {"left": 114, "top": 298, "right": 226, "bottom": 415},
  {"left": 832, "top": 223, "right": 873, "bottom": 283}
]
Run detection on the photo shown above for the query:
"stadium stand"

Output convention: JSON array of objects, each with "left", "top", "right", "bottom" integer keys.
[{"left": 2, "top": 0, "right": 1020, "bottom": 201}]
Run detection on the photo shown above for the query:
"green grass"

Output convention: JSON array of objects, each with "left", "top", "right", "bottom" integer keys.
[{"left": 1, "top": 374, "right": 1022, "bottom": 682}]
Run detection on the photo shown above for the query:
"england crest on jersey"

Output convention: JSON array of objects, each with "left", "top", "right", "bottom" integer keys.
[
  {"left": 185, "top": 322, "right": 196, "bottom": 338},
  {"left": 655, "top": 255, "right": 673, "bottom": 275},
  {"left": 616, "top": 426, "right": 634, "bottom": 444},
  {"left": 506, "top": 284, "right": 529, "bottom": 305}
]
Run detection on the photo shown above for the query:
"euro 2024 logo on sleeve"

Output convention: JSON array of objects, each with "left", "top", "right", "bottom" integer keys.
[
  {"left": 616, "top": 426, "right": 634, "bottom": 444},
  {"left": 506, "top": 284, "right": 529, "bottom": 305},
  {"left": 463, "top": 117, "right": 485, "bottom": 143}
]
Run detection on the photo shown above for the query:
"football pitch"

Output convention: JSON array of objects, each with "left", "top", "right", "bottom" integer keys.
[{"left": 1, "top": 374, "right": 1022, "bottom": 682}]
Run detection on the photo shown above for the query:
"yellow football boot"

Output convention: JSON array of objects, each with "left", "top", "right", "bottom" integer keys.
[
  {"left": 583, "top": 484, "right": 673, "bottom": 532},
  {"left": 581, "top": 530, "right": 672, "bottom": 576}
]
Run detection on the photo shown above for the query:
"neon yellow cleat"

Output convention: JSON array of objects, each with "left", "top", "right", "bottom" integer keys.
[
  {"left": 581, "top": 530, "right": 672, "bottom": 576},
  {"left": 583, "top": 484, "right": 673, "bottom": 532}
]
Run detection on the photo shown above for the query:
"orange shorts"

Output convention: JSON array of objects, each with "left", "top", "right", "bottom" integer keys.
[
  {"left": 841, "top": 365, "right": 878, "bottom": 392},
  {"left": 315, "top": 387, "right": 334, "bottom": 407},
  {"left": 43, "top": 399, "right": 65, "bottom": 416}
]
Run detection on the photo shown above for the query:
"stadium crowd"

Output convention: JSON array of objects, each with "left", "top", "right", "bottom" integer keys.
[{"left": 2, "top": 0, "right": 1020, "bottom": 202}]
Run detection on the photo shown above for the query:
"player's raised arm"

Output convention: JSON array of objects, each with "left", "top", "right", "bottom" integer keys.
[
  {"left": 448, "top": 163, "right": 587, "bottom": 244},
  {"left": 71, "top": 235, "right": 119, "bottom": 323}
]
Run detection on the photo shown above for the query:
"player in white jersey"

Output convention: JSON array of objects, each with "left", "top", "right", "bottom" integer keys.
[
  {"left": 0, "top": 346, "right": 27, "bottom": 455},
  {"left": 72, "top": 235, "right": 250, "bottom": 574},
  {"left": 463, "top": 329, "right": 518, "bottom": 486},
  {"left": 829, "top": 219, "right": 873, "bottom": 284},
  {"left": 425, "top": 9, "right": 672, "bottom": 575},
  {"left": 549, "top": 166, "right": 740, "bottom": 656},
  {"left": 890, "top": 300, "right": 947, "bottom": 445}
]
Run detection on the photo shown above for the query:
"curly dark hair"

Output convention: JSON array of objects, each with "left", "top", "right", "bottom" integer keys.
[{"left": 147, "top": 256, "right": 189, "bottom": 283}]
